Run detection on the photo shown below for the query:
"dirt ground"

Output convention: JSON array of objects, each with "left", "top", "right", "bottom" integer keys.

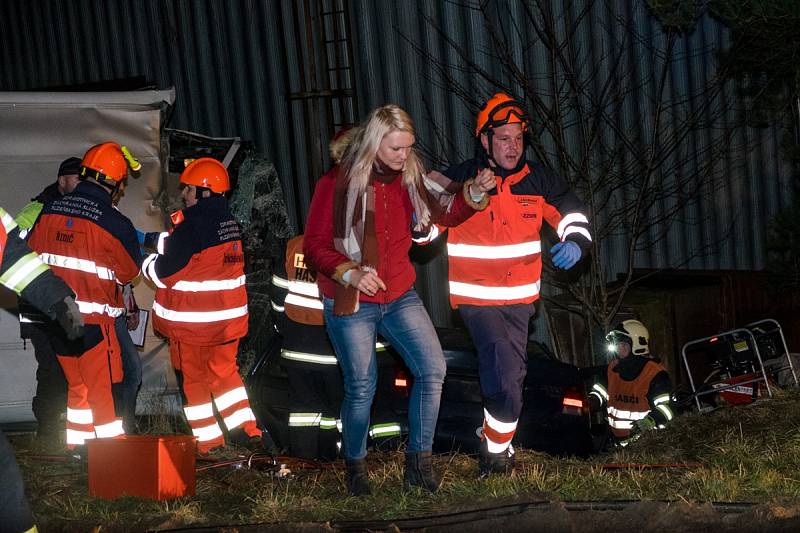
[{"left": 154, "top": 499, "right": 800, "bottom": 532}]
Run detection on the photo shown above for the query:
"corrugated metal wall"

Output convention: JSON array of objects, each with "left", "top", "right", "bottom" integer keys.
[{"left": 0, "top": 0, "right": 794, "bottom": 330}]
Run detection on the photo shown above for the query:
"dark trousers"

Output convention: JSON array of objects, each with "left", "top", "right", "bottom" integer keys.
[
  {"left": 285, "top": 362, "right": 343, "bottom": 460},
  {"left": 28, "top": 325, "right": 67, "bottom": 437},
  {"left": 459, "top": 303, "right": 535, "bottom": 423},
  {"left": 0, "top": 430, "right": 34, "bottom": 533}
]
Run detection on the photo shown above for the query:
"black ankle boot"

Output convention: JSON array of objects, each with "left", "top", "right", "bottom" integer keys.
[
  {"left": 403, "top": 451, "right": 441, "bottom": 492},
  {"left": 345, "top": 459, "right": 371, "bottom": 496}
]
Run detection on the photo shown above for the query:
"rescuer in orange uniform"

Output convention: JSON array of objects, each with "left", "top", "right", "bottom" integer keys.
[
  {"left": 28, "top": 142, "right": 143, "bottom": 449},
  {"left": 589, "top": 320, "right": 675, "bottom": 445},
  {"left": 142, "top": 158, "right": 261, "bottom": 454},
  {"left": 434, "top": 93, "right": 592, "bottom": 475}
]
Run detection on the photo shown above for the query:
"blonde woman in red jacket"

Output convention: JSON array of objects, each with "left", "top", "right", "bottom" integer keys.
[{"left": 304, "top": 105, "right": 493, "bottom": 495}]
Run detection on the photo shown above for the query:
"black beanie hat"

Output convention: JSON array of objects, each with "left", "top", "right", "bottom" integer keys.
[{"left": 58, "top": 157, "right": 82, "bottom": 177}]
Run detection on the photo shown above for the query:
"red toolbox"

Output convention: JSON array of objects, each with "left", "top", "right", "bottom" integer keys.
[{"left": 87, "top": 435, "right": 196, "bottom": 500}]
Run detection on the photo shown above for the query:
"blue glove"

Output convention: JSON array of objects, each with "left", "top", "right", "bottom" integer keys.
[{"left": 550, "top": 241, "right": 582, "bottom": 270}]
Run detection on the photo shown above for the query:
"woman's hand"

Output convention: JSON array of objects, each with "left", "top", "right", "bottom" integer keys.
[
  {"left": 349, "top": 269, "right": 387, "bottom": 296},
  {"left": 470, "top": 168, "right": 496, "bottom": 196}
]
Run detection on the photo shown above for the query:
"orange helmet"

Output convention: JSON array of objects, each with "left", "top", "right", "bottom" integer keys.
[
  {"left": 475, "top": 92, "right": 528, "bottom": 136},
  {"left": 180, "top": 158, "right": 230, "bottom": 194},
  {"left": 80, "top": 142, "right": 129, "bottom": 183}
]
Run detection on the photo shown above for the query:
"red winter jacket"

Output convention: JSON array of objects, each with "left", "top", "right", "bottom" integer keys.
[{"left": 303, "top": 167, "right": 478, "bottom": 304}]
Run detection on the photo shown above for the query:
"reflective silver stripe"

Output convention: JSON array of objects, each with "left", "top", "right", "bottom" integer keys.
[
  {"left": 450, "top": 280, "right": 540, "bottom": 301},
  {"left": 173, "top": 275, "right": 247, "bottom": 292},
  {"left": 214, "top": 386, "right": 249, "bottom": 412},
  {"left": 284, "top": 293, "right": 323, "bottom": 310},
  {"left": 152, "top": 302, "right": 248, "bottom": 323},
  {"left": 66, "top": 429, "right": 95, "bottom": 445},
  {"left": 375, "top": 341, "right": 390, "bottom": 351},
  {"left": 271, "top": 274, "right": 289, "bottom": 289},
  {"left": 557, "top": 213, "right": 589, "bottom": 238},
  {"left": 608, "top": 418, "right": 634, "bottom": 430},
  {"left": 142, "top": 253, "right": 166, "bottom": 288},
  {"left": 592, "top": 383, "right": 609, "bottom": 401},
  {"left": 271, "top": 301, "right": 285, "bottom": 313},
  {"left": 562, "top": 227, "right": 592, "bottom": 242},
  {"left": 192, "top": 421, "right": 224, "bottom": 442},
  {"left": 184, "top": 402, "right": 214, "bottom": 421},
  {"left": 156, "top": 232, "right": 169, "bottom": 254},
  {"left": 281, "top": 349, "right": 337, "bottom": 365},
  {"left": 656, "top": 404, "right": 674, "bottom": 421},
  {"left": 94, "top": 419, "right": 124, "bottom": 438},
  {"left": 607, "top": 406, "right": 650, "bottom": 421},
  {"left": 289, "top": 413, "right": 322, "bottom": 427},
  {"left": 223, "top": 407, "right": 256, "bottom": 430},
  {"left": 39, "top": 253, "right": 116, "bottom": 281},
  {"left": 288, "top": 279, "right": 319, "bottom": 298},
  {"left": 412, "top": 224, "right": 440, "bottom": 244},
  {"left": 447, "top": 240, "right": 541, "bottom": 259},
  {"left": 484, "top": 408, "right": 518, "bottom": 434},
  {"left": 67, "top": 408, "right": 93, "bottom": 425},
  {"left": 1, "top": 210, "right": 17, "bottom": 232},
  {"left": 76, "top": 300, "right": 125, "bottom": 317},
  {"left": 369, "top": 423, "right": 401, "bottom": 437}
]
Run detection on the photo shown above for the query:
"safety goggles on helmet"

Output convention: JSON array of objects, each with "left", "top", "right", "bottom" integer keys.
[{"left": 475, "top": 93, "right": 529, "bottom": 136}]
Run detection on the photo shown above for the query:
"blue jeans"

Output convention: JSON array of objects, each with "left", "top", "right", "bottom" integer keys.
[
  {"left": 324, "top": 289, "right": 446, "bottom": 460},
  {"left": 113, "top": 314, "right": 142, "bottom": 433}
]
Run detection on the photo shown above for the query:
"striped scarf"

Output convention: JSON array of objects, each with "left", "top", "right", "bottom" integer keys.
[{"left": 331, "top": 167, "right": 461, "bottom": 314}]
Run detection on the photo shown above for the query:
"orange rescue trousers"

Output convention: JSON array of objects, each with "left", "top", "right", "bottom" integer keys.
[
  {"left": 170, "top": 339, "right": 260, "bottom": 453},
  {"left": 57, "top": 322, "right": 124, "bottom": 448}
]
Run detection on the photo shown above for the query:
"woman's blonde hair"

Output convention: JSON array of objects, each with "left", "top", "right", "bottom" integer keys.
[{"left": 339, "top": 104, "right": 424, "bottom": 193}]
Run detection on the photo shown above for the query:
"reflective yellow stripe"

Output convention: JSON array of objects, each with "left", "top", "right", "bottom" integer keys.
[
  {"left": 271, "top": 274, "right": 289, "bottom": 289},
  {"left": 0, "top": 252, "right": 49, "bottom": 294},
  {"left": 656, "top": 403, "right": 674, "bottom": 421},
  {"left": 289, "top": 413, "right": 322, "bottom": 427},
  {"left": 1, "top": 210, "right": 18, "bottom": 232},
  {"left": 369, "top": 423, "right": 401, "bottom": 438}
]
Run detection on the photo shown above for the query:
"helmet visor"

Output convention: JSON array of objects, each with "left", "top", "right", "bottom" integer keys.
[
  {"left": 605, "top": 330, "right": 631, "bottom": 354},
  {"left": 485, "top": 101, "right": 528, "bottom": 131}
]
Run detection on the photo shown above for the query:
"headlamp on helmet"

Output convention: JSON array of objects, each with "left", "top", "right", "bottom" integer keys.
[{"left": 605, "top": 319, "right": 650, "bottom": 357}]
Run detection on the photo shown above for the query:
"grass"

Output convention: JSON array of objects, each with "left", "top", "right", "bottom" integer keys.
[{"left": 12, "top": 389, "right": 800, "bottom": 530}]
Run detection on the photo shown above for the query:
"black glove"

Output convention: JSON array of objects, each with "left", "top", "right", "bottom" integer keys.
[{"left": 53, "top": 296, "right": 85, "bottom": 340}]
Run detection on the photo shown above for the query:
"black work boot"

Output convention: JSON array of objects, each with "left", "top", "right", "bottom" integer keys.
[
  {"left": 403, "top": 451, "right": 441, "bottom": 492},
  {"left": 345, "top": 459, "right": 371, "bottom": 496},
  {"left": 478, "top": 442, "right": 515, "bottom": 477}
]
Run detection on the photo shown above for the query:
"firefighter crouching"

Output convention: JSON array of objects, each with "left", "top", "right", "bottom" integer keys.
[
  {"left": 270, "top": 235, "right": 343, "bottom": 460},
  {"left": 142, "top": 158, "right": 262, "bottom": 454},
  {"left": 28, "top": 142, "right": 143, "bottom": 449},
  {"left": 588, "top": 320, "right": 675, "bottom": 445},
  {"left": 1, "top": 206, "right": 84, "bottom": 533}
]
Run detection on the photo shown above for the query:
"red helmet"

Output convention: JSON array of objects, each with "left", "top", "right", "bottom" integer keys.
[
  {"left": 180, "top": 158, "right": 230, "bottom": 193},
  {"left": 475, "top": 93, "right": 528, "bottom": 136},
  {"left": 80, "top": 142, "right": 128, "bottom": 183}
]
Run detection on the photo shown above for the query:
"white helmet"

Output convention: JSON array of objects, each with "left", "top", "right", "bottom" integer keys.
[{"left": 606, "top": 319, "right": 650, "bottom": 356}]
